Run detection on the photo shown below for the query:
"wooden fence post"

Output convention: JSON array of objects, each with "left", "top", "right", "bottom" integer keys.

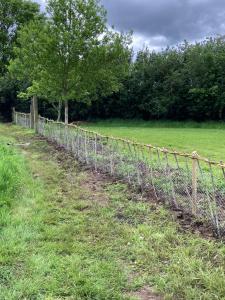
[
  {"left": 32, "top": 96, "right": 38, "bottom": 133},
  {"left": 12, "top": 107, "right": 15, "bottom": 123},
  {"left": 65, "top": 100, "right": 68, "bottom": 125},
  {"left": 192, "top": 151, "right": 198, "bottom": 215},
  {"left": 30, "top": 100, "right": 34, "bottom": 129}
]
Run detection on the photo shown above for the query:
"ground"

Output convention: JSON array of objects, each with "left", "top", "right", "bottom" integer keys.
[
  {"left": 83, "top": 120, "right": 225, "bottom": 161},
  {"left": 1, "top": 123, "right": 225, "bottom": 299}
]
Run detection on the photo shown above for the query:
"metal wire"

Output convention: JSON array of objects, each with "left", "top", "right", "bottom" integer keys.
[{"left": 14, "top": 111, "right": 225, "bottom": 236}]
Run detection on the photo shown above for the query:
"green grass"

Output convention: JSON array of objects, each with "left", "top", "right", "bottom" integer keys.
[
  {"left": 82, "top": 119, "right": 225, "bottom": 161},
  {"left": 1, "top": 124, "right": 225, "bottom": 299},
  {"left": 0, "top": 145, "right": 26, "bottom": 207}
]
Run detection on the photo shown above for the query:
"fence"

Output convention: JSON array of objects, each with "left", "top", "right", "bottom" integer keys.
[{"left": 14, "top": 111, "right": 225, "bottom": 237}]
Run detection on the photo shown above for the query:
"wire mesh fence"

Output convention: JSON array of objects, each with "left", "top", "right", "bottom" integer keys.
[
  {"left": 13, "top": 111, "right": 31, "bottom": 128},
  {"left": 14, "top": 111, "right": 225, "bottom": 237}
]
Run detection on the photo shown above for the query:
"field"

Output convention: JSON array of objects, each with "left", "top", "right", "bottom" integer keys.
[
  {"left": 1, "top": 123, "right": 225, "bottom": 299},
  {"left": 83, "top": 120, "right": 225, "bottom": 161}
]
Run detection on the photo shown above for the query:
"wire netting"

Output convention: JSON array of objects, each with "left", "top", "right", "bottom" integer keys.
[
  {"left": 13, "top": 112, "right": 31, "bottom": 128},
  {"left": 15, "top": 111, "right": 225, "bottom": 237}
]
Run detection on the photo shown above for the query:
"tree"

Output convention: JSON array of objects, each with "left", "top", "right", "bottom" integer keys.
[
  {"left": 10, "top": 0, "right": 132, "bottom": 123},
  {"left": 0, "top": 0, "right": 41, "bottom": 120}
]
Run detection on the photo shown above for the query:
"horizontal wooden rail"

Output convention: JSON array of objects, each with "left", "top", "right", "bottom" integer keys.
[
  {"left": 37, "top": 113, "right": 225, "bottom": 169},
  {"left": 13, "top": 110, "right": 225, "bottom": 237}
]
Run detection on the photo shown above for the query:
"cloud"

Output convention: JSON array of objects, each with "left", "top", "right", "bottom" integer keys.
[
  {"left": 35, "top": 0, "right": 225, "bottom": 52},
  {"left": 101, "top": 0, "right": 225, "bottom": 51},
  {"left": 36, "top": 0, "right": 46, "bottom": 11},
  {"left": 132, "top": 33, "right": 169, "bottom": 53}
]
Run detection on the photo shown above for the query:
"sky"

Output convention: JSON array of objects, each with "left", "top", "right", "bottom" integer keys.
[{"left": 36, "top": 0, "right": 225, "bottom": 53}]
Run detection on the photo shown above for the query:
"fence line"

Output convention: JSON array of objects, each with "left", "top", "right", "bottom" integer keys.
[{"left": 14, "top": 111, "right": 225, "bottom": 237}]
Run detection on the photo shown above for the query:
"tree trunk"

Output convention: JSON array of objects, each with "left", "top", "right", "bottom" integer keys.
[
  {"left": 65, "top": 100, "right": 69, "bottom": 124},
  {"left": 57, "top": 100, "right": 62, "bottom": 122},
  {"left": 12, "top": 107, "right": 16, "bottom": 123},
  {"left": 219, "top": 106, "right": 223, "bottom": 120}
]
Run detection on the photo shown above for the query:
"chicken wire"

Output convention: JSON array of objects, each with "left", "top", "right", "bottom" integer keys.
[
  {"left": 13, "top": 112, "right": 31, "bottom": 128},
  {"left": 14, "top": 112, "right": 225, "bottom": 237}
]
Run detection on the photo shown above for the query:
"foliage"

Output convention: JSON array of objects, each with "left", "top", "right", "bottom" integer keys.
[
  {"left": 9, "top": 0, "right": 132, "bottom": 122},
  {"left": 84, "top": 37, "right": 225, "bottom": 121},
  {"left": 0, "top": 0, "right": 40, "bottom": 76},
  {"left": 3, "top": 2, "right": 225, "bottom": 122},
  {"left": 0, "top": 0, "right": 41, "bottom": 120}
]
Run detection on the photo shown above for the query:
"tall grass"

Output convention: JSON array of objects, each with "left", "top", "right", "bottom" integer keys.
[{"left": 0, "top": 145, "right": 26, "bottom": 207}]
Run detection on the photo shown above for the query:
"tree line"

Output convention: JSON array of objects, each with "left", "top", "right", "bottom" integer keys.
[
  {"left": 1, "top": 0, "right": 225, "bottom": 122},
  {"left": 86, "top": 38, "right": 225, "bottom": 121}
]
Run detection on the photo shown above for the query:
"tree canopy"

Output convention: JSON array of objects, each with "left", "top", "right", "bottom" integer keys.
[
  {"left": 9, "top": 0, "right": 132, "bottom": 123},
  {"left": 86, "top": 37, "right": 225, "bottom": 121},
  {"left": 0, "top": 0, "right": 40, "bottom": 75},
  {"left": 0, "top": 0, "right": 41, "bottom": 120}
]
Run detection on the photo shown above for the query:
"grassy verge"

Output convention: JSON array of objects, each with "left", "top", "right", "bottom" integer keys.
[
  {"left": 0, "top": 145, "right": 26, "bottom": 207},
  {"left": 1, "top": 124, "right": 225, "bottom": 299},
  {"left": 82, "top": 120, "right": 225, "bottom": 161}
]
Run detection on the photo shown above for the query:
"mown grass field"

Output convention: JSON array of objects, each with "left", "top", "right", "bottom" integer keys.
[
  {"left": 83, "top": 120, "right": 225, "bottom": 161},
  {"left": 1, "top": 123, "right": 225, "bottom": 299}
]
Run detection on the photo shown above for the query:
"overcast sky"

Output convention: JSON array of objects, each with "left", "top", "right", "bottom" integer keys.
[{"left": 37, "top": 0, "right": 225, "bottom": 53}]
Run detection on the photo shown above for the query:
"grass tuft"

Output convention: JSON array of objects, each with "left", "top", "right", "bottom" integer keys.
[{"left": 0, "top": 145, "right": 26, "bottom": 207}]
